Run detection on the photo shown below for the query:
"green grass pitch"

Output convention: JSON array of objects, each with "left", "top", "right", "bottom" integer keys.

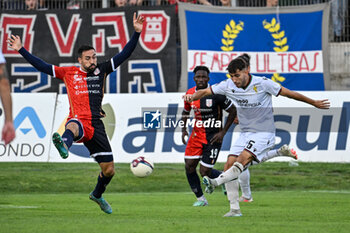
[{"left": 1, "top": 162, "right": 350, "bottom": 233}]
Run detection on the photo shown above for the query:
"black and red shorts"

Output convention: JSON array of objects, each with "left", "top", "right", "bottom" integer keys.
[
  {"left": 184, "top": 130, "right": 221, "bottom": 168},
  {"left": 66, "top": 118, "right": 113, "bottom": 163}
]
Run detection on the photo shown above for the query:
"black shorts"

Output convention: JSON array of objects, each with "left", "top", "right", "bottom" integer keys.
[
  {"left": 83, "top": 119, "right": 113, "bottom": 163},
  {"left": 185, "top": 139, "right": 222, "bottom": 168},
  {"left": 200, "top": 142, "right": 222, "bottom": 168}
]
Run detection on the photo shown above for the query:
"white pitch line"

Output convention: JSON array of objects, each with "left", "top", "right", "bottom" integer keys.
[
  {"left": 302, "top": 190, "right": 350, "bottom": 194},
  {"left": 0, "top": 205, "right": 40, "bottom": 209}
]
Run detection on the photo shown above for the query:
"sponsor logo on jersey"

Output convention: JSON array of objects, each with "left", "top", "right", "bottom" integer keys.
[
  {"left": 73, "top": 74, "right": 83, "bottom": 84},
  {"left": 85, "top": 76, "right": 99, "bottom": 81},
  {"left": 235, "top": 99, "right": 262, "bottom": 107},
  {"left": 236, "top": 99, "right": 248, "bottom": 104},
  {"left": 75, "top": 90, "right": 100, "bottom": 95}
]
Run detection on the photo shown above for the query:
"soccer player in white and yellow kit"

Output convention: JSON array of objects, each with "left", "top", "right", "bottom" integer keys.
[{"left": 183, "top": 54, "right": 330, "bottom": 217}]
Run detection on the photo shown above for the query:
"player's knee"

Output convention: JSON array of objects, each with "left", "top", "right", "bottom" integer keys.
[
  {"left": 66, "top": 122, "right": 80, "bottom": 137},
  {"left": 185, "top": 160, "right": 197, "bottom": 173},
  {"left": 103, "top": 166, "right": 115, "bottom": 177},
  {"left": 185, "top": 164, "right": 196, "bottom": 173},
  {"left": 199, "top": 168, "right": 211, "bottom": 177}
]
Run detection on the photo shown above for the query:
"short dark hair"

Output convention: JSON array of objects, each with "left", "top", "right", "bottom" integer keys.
[
  {"left": 227, "top": 53, "right": 250, "bottom": 73},
  {"left": 78, "top": 45, "right": 95, "bottom": 58},
  {"left": 193, "top": 66, "right": 210, "bottom": 75}
]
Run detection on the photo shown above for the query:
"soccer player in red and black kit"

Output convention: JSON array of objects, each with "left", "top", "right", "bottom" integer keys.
[
  {"left": 8, "top": 13, "right": 145, "bottom": 214},
  {"left": 182, "top": 66, "right": 236, "bottom": 206}
]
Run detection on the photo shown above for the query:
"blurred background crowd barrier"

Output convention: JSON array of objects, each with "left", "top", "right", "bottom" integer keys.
[
  {"left": 1, "top": 0, "right": 348, "bottom": 42},
  {"left": 1, "top": 0, "right": 349, "bottom": 90}
]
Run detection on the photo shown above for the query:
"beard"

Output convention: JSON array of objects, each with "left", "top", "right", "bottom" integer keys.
[{"left": 85, "top": 64, "right": 96, "bottom": 73}]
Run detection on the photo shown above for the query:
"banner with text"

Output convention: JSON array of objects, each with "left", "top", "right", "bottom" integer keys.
[
  {"left": 1, "top": 92, "right": 348, "bottom": 163},
  {"left": 0, "top": 6, "right": 177, "bottom": 93},
  {"left": 0, "top": 93, "right": 56, "bottom": 162},
  {"left": 178, "top": 3, "right": 330, "bottom": 91},
  {"left": 48, "top": 92, "right": 349, "bottom": 163}
]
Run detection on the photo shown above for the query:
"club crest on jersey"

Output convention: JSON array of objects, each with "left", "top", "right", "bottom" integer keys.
[
  {"left": 94, "top": 68, "right": 100, "bottom": 75},
  {"left": 206, "top": 99, "right": 213, "bottom": 107},
  {"left": 253, "top": 85, "right": 258, "bottom": 93},
  {"left": 138, "top": 11, "right": 170, "bottom": 53}
]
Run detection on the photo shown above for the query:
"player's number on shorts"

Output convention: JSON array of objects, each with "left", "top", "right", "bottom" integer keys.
[
  {"left": 246, "top": 140, "right": 255, "bottom": 150},
  {"left": 209, "top": 148, "right": 219, "bottom": 159}
]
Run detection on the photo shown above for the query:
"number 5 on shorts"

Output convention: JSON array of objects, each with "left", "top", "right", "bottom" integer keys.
[{"left": 246, "top": 140, "right": 255, "bottom": 150}]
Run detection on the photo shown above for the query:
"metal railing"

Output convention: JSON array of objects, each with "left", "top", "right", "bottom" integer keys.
[{"left": 1, "top": 0, "right": 103, "bottom": 9}]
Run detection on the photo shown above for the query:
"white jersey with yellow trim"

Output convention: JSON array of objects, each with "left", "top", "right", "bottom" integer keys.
[{"left": 211, "top": 74, "right": 281, "bottom": 133}]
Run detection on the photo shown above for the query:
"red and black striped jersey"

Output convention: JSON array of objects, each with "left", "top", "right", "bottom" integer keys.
[
  {"left": 54, "top": 61, "right": 113, "bottom": 120},
  {"left": 184, "top": 86, "right": 233, "bottom": 136}
]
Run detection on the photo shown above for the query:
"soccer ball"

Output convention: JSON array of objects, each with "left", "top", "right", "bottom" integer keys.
[{"left": 130, "top": 156, "right": 154, "bottom": 178}]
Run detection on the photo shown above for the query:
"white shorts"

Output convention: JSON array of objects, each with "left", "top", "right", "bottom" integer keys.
[{"left": 229, "top": 132, "right": 275, "bottom": 163}]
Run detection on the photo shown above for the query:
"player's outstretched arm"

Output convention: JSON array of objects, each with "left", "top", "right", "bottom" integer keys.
[
  {"left": 183, "top": 88, "right": 212, "bottom": 103},
  {"left": 0, "top": 66, "right": 12, "bottom": 124},
  {"left": 222, "top": 105, "right": 237, "bottom": 133},
  {"left": 210, "top": 105, "right": 236, "bottom": 144},
  {"left": 133, "top": 12, "right": 144, "bottom": 33},
  {"left": 2, "top": 120, "right": 15, "bottom": 145},
  {"left": 7, "top": 35, "right": 53, "bottom": 75},
  {"left": 7, "top": 35, "right": 22, "bottom": 51},
  {"left": 0, "top": 65, "right": 15, "bottom": 145},
  {"left": 181, "top": 110, "right": 190, "bottom": 145},
  {"left": 279, "top": 86, "right": 330, "bottom": 109},
  {"left": 110, "top": 13, "right": 145, "bottom": 69}
]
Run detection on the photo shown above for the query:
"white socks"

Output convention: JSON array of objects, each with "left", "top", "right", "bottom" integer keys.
[
  {"left": 260, "top": 149, "right": 279, "bottom": 163},
  {"left": 249, "top": 149, "right": 279, "bottom": 165},
  {"left": 197, "top": 195, "right": 207, "bottom": 202},
  {"left": 213, "top": 162, "right": 244, "bottom": 186},
  {"left": 238, "top": 169, "right": 252, "bottom": 199},
  {"left": 226, "top": 179, "right": 240, "bottom": 210}
]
